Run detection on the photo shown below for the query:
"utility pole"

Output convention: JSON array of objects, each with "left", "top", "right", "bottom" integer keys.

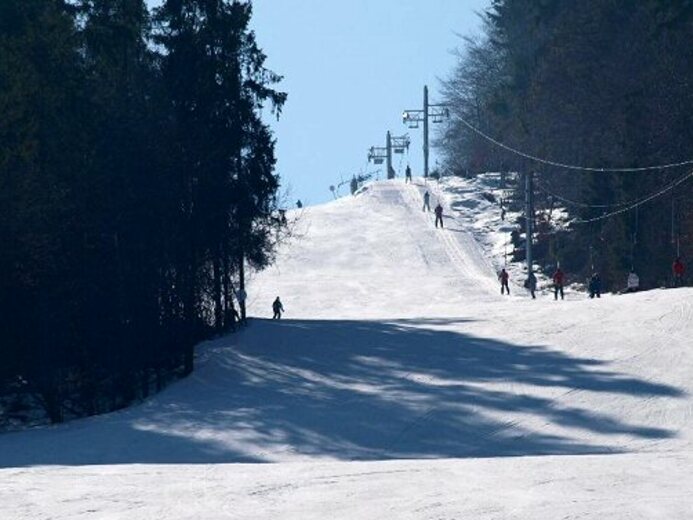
[
  {"left": 369, "top": 132, "right": 410, "bottom": 178},
  {"left": 386, "top": 131, "right": 393, "bottom": 179},
  {"left": 525, "top": 172, "right": 534, "bottom": 279},
  {"left": 423, "top": 86, "right": 429, "bottom": 179},
  {"left": 403, "top": 85, "right": 449, "bottom": 178}
]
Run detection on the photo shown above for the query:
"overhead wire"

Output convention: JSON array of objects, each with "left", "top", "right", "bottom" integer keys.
[
  {"left": 444, "top": 89, "right": 693, "bottom": 172},
  {"left": 535, "top": 181, "right": 646, "bottom": 209},
  {"left": 570, "top": 170, "right": 693, "bottom": 224},
  {"left": 443, "top": 89, "right": 693, "bottom": 224}
]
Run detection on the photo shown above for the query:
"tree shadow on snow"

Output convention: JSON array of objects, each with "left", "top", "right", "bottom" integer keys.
[{"left": 0, "top": 318, "right": 683, "bottom": 467}]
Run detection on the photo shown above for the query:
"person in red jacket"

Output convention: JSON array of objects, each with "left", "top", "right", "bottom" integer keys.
[
  {"left": 673, "top": 257, "right": 685, "bottom": 287},
  {"left": 552, "top": 267, "right": 565, "bottom": 300},
  {"left": 499, "top": 268, "right": 510, "bottom": 295}
]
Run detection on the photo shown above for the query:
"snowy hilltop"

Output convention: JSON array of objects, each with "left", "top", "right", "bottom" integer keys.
[{"left": 2, "top": 176, "right": 692, "bottom": 520}]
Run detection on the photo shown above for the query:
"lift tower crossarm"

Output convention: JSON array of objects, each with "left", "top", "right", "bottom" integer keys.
[
  {"left": 369, "top": 132, "right": 410, "bottom": 179},
  {"left": 402, "top": 85, "right": 449, "bottom": 178}
]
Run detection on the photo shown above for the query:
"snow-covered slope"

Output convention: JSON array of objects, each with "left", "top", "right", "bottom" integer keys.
[
  {"left": 248, "top": 179, "right": 499, "bottom": 320},
  {"left": 2, "top": 178, "right": 692, "bottom": 519}
]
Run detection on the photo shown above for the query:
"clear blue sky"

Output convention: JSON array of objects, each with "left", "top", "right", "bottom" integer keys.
[
  {"left": 251, "top": 0, "right": 489, "bottom": 205},
  {"left": 149, "top": 1, "right": 490, "bottom": 204}
]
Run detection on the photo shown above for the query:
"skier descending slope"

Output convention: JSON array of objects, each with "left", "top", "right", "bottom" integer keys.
[
  {"left": 499, "top": 268, "right": 510, "bottom": 295},
  {"left": 589, "top": 272, "right": 602, "bottom": 299},
  {"left": 553, "top": 267, "right": 565, "bottom": 300},
  {"left": 434, "top": 202, "right": 444, "bottom": 228},
  {"left": 526, "top": 271, "right": 537, "bottom": 299},
  {"left": 422, "top": 190, "right": 431, "bottom": 212},
  {"left": 272, "top": 297, "right": 284, "bottom": 319}
]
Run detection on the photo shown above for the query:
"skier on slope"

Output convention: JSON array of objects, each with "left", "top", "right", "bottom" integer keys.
[
  {"left": 272, "top": 297, "right": 284, "bottom": 319},
  {"left": 626, "top": 269, "right": 639, "bottom": 293},
  {"left": 672, "top": 257, "right": 685, "bottom": 287},
  {"left": 552, "top": 267, "right": 565, "bottom": 300},
  {"left": 405, "top": 165, "right": 412, "bottom": 184},
  {"left": 499, "top": 268, "right": 510, "bottom": 295},
  {"left": 526, "top": 271, "right": 537, "bottom": 299},
  {"left": 434, "top": 202, "right": 444, "bottom": 228},
  {"left": 588, "top": 272, "right": 601, "bottom": 298},
  {"left": 422, "top": 191, "right": 431, "bottom": 212}
]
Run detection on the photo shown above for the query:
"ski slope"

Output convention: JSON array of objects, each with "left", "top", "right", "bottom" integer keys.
[{"left": 2, "top": 177, "right": 692, "bottom": 519}]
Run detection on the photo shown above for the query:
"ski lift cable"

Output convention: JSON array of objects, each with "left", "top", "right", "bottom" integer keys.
[
  {"left": 453, "top": 109, "right": 693, "bottom": 172},
  {"left": 535, "top": 181, "right": 645, "bottom": 209},
  {"left": 445, "top": 97, "right": 693, "bottom": 172},
  {"left": 570, "top": 170, "right": 693, "bottom": 225}
]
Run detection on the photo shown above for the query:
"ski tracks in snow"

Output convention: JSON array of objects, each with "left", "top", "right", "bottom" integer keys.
[{"left": 400, "top": 181, "right": 498, "bottom": 300}]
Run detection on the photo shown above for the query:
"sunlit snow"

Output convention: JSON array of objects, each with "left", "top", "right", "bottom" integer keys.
[{"left": 2, "top": 176, "right": 691, "bottom": 519}]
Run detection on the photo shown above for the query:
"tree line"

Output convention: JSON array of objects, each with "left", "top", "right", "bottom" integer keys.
[
  {"left": 440, "top": 0, "right": 692, "bottom": 290},
  {"left": 0, "top": 0, "right": 286, "bottom": 426}
]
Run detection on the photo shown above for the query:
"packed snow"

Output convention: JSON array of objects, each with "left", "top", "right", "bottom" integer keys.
[{"left": 2, "top": 176, "right": 692, "bottom": 519}]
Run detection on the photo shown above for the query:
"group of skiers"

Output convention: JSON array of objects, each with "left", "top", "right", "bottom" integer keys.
[
  {"left": 499, "top": 266, "right": 567, "bottom": 300},
  {"left": 261, "top": 256, "right": 685, "bottom": 321},
  {"left": 261, "top": 260, "right": 684, "bottom": 322},
  {"left": 277, "top": 183, "right": 686, "bottom": 317},
  {"left": 498, "top": 257, "right": 687, "bottom": 299},
  {"left": 496, "top": 266, "right": 577, "bottom": 300},
  {"left": 269, "top": 256, "right": 685, "bottom": 318},
  {"left": 422, "top": 190, "right": 444, "bottom": 228},
  {"left": 266, "top": 257, "right": 685, "bottom": 321},
  {"left": 419, "top": 186, "right": 689, "bottom": 298}
]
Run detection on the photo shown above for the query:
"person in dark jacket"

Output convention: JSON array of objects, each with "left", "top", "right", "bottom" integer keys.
[
  {"left": 405, "top": 165, "right": 412, "bottom": 184},
  {"left": 422, "top": 191, "right": 431, "bottom": 212},
  {"left": 350, "top": 176, "right": 358, "bottom": 195},
  {"left": 499, "top": 268, "right": 510, "bottom": 295},
  {"left": 272, "top": 297, "right": 284, "bottom": 319},
  {"left": 434, "top": 203, "right": 444, "bottom": 228},
  {"left": 589, "top": 272, "right": 601, "bottom": 298},
  {"left": 553, "top": 268, "right": 565, "bottom": 300},
  {"left": 526, "top": 271, "right": 537, "bottom": 299}
]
